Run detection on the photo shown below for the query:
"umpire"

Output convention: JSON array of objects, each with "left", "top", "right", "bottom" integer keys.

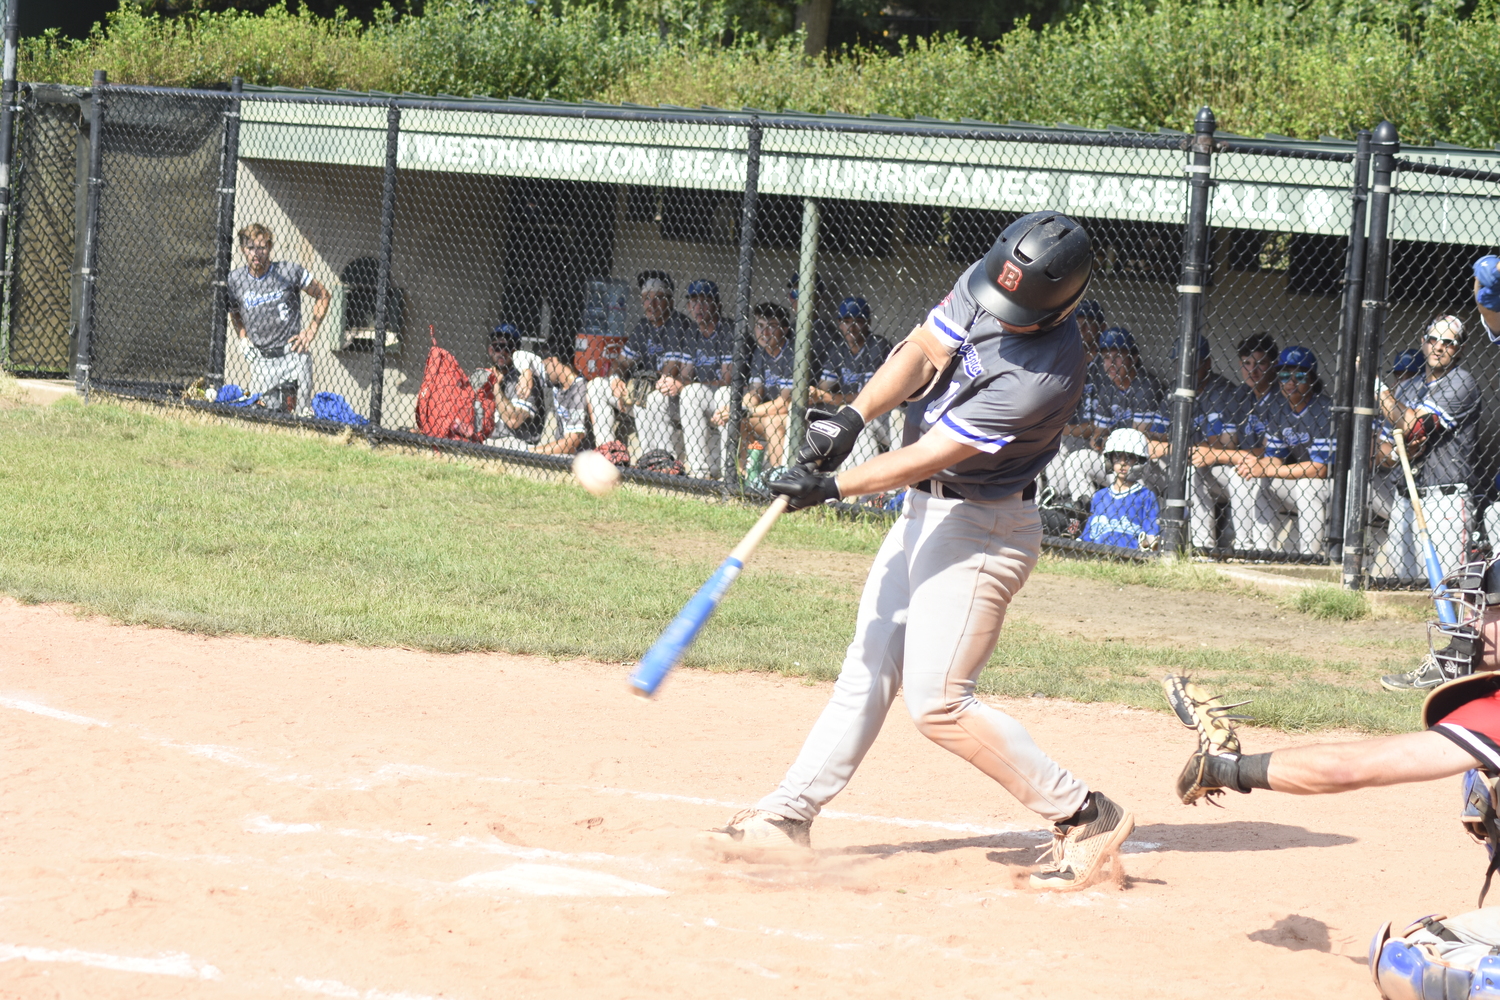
[{"left": 702, "top": 213, "right": 1135, "bottom": 892}]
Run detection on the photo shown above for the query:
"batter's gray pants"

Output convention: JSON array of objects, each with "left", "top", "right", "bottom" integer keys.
[{"left": 757, "top": 489, "right": 1091, "bottom": 825}]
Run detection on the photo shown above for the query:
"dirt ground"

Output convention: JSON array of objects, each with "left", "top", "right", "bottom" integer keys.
[{"left": 0, "top": 595, "right": 1475, "bottom": 1000}]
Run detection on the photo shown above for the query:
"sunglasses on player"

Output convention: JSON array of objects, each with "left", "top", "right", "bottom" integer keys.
[
  {"left": 1277, "top": 369, "right": 1313, "bottom": 383},
  {"left": 1424, "top": 334, "right": 1460, "bottom": 348}
]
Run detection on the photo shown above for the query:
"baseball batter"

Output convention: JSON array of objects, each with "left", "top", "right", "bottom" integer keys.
[{"left": 703, "top": 212, "right": 1135, "bottom": 891}]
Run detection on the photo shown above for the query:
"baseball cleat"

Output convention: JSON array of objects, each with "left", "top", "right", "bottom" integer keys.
[
  {"left": 699, "top": 808, "right": 812, "bottom": 861},
  {"left": 1380, "top": 653, "right": 1450, "bottom": 691},
  {"left": 1029, "top": 792, "right": 1134, "bottom": 891}
]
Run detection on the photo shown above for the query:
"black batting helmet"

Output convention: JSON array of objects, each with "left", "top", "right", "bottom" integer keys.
[{"left": 967, "top": 212, "right": 1093, "bottom": 330}]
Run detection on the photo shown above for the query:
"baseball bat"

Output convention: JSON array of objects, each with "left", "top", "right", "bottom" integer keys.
[
  {"left": 1393, "top": 429, "right": 1459, "bottom": 624},
  {"left": 629, "top": 495, "right": 791, "bottom": 698}
]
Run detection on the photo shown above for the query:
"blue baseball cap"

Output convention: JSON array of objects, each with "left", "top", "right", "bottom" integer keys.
[
  {"left": 1171, "top": 334, "right": 1211, "bottom": 361},
  {"left": 837, "top": 296, "right": 870, "bottom": 319},
  {"left": 685, "top": 279, "right": 719, "bottom": 299},
  {"left": 1390, "top": 347, "right": 1422, "bottom": 376},
  {"left": 1097, "top": 326, "right": 1136, "bottom": 352},
  {"left": 490, "top": 323, "right": 521, "bottom": 348},
  {"left": 1278, "top": 345, "right": 1318, "bottom": 373},
  {"left": 1075, "top": 298, "right": 1104, "bottom": 321}
]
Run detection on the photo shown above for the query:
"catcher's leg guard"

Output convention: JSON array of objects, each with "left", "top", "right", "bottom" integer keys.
[{"left": 1368, "top": 916, "right": 1500, "bottom": 1000}]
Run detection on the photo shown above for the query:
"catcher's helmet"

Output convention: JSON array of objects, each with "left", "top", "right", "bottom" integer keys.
[{"left": 967, "top": 212, "right": 1093, "bottom": 330}]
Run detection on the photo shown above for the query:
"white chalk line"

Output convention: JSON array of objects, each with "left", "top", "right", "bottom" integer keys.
[
  {"left": 0, "top": 695, "right": 111, "bottom": 728},
  {"left": 2, "top": 696, "right": 1160, "bottom": 855},
  {"left": 0, "top": 943, "right": 219, "bottom": 979},
  {"left": 0, "top": 940, "right": 455, "bottom": 999}
]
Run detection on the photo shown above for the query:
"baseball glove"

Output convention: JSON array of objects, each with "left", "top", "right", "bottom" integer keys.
[
  {"left": 1162, "top": 675, "right": 1253, "bottom": 805},
  {"left": 621, "top": 376, "right": 657, "bottom": 408}
]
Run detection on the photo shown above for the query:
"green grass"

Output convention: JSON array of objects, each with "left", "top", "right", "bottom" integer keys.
[
  {"left": 0, "top": 395, "right": 1425, "bottom": 734},
  {"left": 1289, "top": 584, "right": 1371, "bottom": 622}
]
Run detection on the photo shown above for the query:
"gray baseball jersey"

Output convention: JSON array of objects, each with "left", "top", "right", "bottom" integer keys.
[
  {"left": 682, "top": 321, "right": 735, "bottom": 384},
  {"left": 1385, "top": 367, "right": 1480, "bottom": 488},
  {"left": 748, "top": 340, "right": 796, "bottom": 394},
  {"left": 911, "top": 261, "right": 1087, "bottom": 500},
  {"left": 622, "top": 312, "right": 695, "bottom": 374},
  {"left": 1192, "top": 371, "right": 1254, "bottom": 443},
  {"left": 820, "top": 334, "right": 890, "bottom": 394},
  {"left": 226, "top": 262, "right": 311, "bottom": 355}
]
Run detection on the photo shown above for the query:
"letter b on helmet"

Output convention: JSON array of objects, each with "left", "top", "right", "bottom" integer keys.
[{"left": 968, "top": 212, "right": 1093, "bottom": 330}]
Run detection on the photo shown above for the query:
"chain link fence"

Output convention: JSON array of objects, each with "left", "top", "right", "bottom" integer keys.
[{"left": 5, "top": 78, "right": 1498, "bottom": 586}]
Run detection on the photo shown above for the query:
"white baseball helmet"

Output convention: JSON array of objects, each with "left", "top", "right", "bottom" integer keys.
[{"left": 1103, "top": 428, "right": 1151, "bottom": 461}]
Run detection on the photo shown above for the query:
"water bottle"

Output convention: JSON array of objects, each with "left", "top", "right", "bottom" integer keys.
[{"left": 745, "top": 441, "right": 765, "bottom": 489}]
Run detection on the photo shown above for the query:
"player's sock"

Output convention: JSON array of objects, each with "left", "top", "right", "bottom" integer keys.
[{"left": 1058, "top": 792, "right": 1099, "bottom": 829}]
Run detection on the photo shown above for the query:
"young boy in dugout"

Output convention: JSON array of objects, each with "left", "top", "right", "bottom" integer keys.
[{"left": 1080, "top": 428, "right": 1161, "bottom": 551}]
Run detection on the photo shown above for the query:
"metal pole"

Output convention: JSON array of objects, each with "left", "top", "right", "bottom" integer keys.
[
  {"left": 0, "top": 0, "right": 21, "bottom": 361},
  {"left": 1325, "top": 129, "right": 1371, "bottom": 566},
  {"left": 74, "top": 69, "right": 106, "bottom": 397},
  {"left": 1162, "top": 106, "right": 1215, "bottom": 557},
  {"left": 370, "top": 103, "right": 399, "bottom": 428},
  {"left": 725, "top": 117, "right": 760, "bottom": 492},
  {"left": 788, "top": 197, "right": 820, "bottom": 460},
  {"left": 1341, "top": 120, "right": 1398, "bottom": 589},
  {"left": 207, "top": 76, "right": 242, "bottom": 389}
]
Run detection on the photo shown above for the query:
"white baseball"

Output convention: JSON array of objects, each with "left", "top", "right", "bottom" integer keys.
[{"left": 572, "top": 449, "right": 622, "bottom": 496}]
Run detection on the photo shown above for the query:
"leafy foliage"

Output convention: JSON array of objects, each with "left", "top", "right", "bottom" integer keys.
[{"left": 21, "top": 0, "right": 1500, "bottom": 145}]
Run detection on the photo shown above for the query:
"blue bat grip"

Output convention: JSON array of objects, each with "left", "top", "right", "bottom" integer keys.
[{"left": 629, "top": 557, "right": 744, "bottom": 697}]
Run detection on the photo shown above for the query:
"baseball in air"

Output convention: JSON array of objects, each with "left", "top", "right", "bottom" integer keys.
[{"left": 572, "top": 449, "right": 622, "bottom": 496}]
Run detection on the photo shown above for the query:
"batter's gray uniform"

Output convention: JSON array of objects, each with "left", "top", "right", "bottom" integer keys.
[
  {"left": 757, "top": 262, "right": 1093, "bottom": 825},
  {"left": 226, "top": 261, "right": 315, "bottom": 415}
]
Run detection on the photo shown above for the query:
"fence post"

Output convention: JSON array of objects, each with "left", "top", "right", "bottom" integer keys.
[
  {"left": 1326, "top": 129, "right": 1372, "bottom": 567},
  {"left": 74, "top": 69, "right": 107, "bottom": 398},
  {"left": 0, "top": 0, "right": 20, "bottom": 361},
  {"left": 789, "top": 197, "right": 821, "bottom": 462},
  {"left": 207, "top": 76, "right": 242, "bottom": 390},
  {"left": 370, "top": 102, "right": 399, "bottom": 429},
  {"left": 1163, "top": 106, "right": 1215, "bottom": 557},
  {"left": 725, "top": 117, "right": 761, "bottom": 492},
  {"left": 1341, "top": 120, "right": 1398, "bottom": 589}
]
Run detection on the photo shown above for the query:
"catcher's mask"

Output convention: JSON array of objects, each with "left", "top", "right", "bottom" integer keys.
[{"left": 1421, "top": 559, "right": 1500, "bottom": 689}]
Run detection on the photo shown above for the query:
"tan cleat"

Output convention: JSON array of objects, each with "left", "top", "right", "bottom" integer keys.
[
  {"left": 699, "top": 808, "right": 813, "bottom": 861},
  {"left": 1029, "top": 792, "right": 1134, "bottom": 892}
]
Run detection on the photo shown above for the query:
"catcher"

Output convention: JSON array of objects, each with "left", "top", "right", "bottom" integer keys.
[{"left": 1167, "top": 560, "right": 1500, "bottom": 897}]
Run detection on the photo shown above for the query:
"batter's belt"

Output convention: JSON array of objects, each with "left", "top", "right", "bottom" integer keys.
[{"left": 911, "top": 479, "right": 1037, "bottom": 502}]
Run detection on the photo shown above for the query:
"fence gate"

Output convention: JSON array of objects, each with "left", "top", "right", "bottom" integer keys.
[{"left": 5, "top": 84, "right": 85, "bottom": 376}]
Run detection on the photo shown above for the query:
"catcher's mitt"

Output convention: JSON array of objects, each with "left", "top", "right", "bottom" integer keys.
[
  {"left": 621, "top": 376, "right": 657, "bottom": 408},
  {"left": 1162, "top": 675, "right": 1253, "bottom": 806}
]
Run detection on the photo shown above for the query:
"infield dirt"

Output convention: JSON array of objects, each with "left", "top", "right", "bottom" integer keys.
[{"left": 0, "top": 595, "right": 1465, "bottom": 999}]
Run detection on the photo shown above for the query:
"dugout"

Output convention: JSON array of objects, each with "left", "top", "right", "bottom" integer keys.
[{"left": 12, "top": 80, "right": 1500, "bottom": 579}]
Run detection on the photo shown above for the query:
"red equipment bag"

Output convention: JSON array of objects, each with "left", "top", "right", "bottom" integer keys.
[{"left": 416, "top": 325, "right": 496, "bottom": 442}]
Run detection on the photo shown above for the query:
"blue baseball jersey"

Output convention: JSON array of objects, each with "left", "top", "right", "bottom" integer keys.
[{"left": 1081, "top": 482, "right": 1160, "bottom": 549}]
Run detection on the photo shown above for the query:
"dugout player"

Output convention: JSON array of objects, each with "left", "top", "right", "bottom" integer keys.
[
  {"left": 812, "top": 297, "right": 892, "bottom": 469},
  {"left": 703, "top": 212, "right": 1136, "bottom": 892},
  {"left": 226, "top": 223, "right": 330, "bottom": 417}
]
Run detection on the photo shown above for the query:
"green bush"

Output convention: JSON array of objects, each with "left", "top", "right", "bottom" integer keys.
[{"left": 22, "top": 0, "right": 1500, "bottom": 145}]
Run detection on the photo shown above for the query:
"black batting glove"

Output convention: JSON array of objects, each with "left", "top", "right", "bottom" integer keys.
[
  {"left": 794, "top": 405, "right": 866, "bottom": 472},
  {"left": 768, "top": 466, "right": 842, "bottom": 511}
]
